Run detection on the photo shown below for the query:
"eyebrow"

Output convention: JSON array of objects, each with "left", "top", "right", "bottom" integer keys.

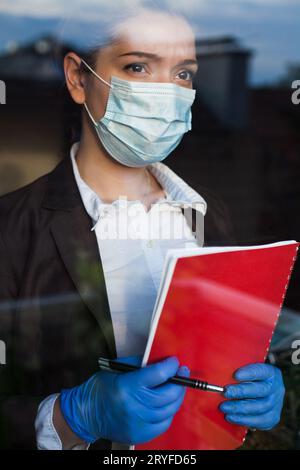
[{"left": 118, "top": 51, "right": 198, "bottom": 67}]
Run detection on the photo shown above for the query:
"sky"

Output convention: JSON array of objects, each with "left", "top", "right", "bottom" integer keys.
[{"left": 0, "top": 0, "right": 299, "bottom": 85}]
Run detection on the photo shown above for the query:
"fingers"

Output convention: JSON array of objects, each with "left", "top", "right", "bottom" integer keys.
[
  {"left": 224, "top": 365, "right": 284, "bottom": 399},
  {"left": 219, "top": 395, "right": 276, "bottom": 416},
  {"left": 133, "top": 369, "right": 189, "bottom": 442},
  {"left": 220, "top": 365, "right": 285, "bottom": 431},
  {"left": 128, "top": 356, "right": 180, "bottom": 388},
  {"left": 142, "top": 384, "right": 187, "bottom": 424},
  {"left": 224, "top": 380, "right": 274, "bottom": 399},
  {"left": 143, "top": 366, "right": 190, "bottom": 407},
  {"left": 224, "top": 409, "right": 281, "bottom": 430},
  {"left": 118, "top": 365, "right": 189, "bottom": 444},
  {"left": 233, "top": 363, "right": 277, "bottom": 382}
]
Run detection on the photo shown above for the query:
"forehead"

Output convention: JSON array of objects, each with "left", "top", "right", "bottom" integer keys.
[{"left": 109, "top": 10, "right": 196, "bottom": 60}]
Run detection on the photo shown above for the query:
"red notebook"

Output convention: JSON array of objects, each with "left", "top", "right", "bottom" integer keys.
[{"left": 133, "top": 240, "right": 299, "bottom": 450}]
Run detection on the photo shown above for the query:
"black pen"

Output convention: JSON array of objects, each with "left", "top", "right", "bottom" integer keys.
[{"left": 98, "top": 357, "right": 224, "bottom": 394}]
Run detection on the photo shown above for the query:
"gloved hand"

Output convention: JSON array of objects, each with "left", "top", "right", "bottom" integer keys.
[
  {"left": 60, "top": 355, "right": 190, "bottom": 445},
  {"left": 219, "top": 363, "right": 285, "bottom": 430}
]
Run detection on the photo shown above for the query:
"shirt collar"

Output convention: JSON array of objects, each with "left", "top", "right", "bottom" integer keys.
[{"left": 70, "top": 142, "right": 207, "bottom": 230}]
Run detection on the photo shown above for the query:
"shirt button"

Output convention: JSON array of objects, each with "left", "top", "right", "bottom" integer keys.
[{"left": 147, "top": 239, "right": 155, "bottom": 248}]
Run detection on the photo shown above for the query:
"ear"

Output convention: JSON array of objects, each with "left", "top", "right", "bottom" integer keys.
[{"left": 64, "top": 52, "right": 86, "bottom": 105}]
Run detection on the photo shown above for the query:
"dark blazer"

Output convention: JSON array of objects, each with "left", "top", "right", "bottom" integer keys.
[{"left": 0, "top": 153, "right": 236, "bottom": 449}]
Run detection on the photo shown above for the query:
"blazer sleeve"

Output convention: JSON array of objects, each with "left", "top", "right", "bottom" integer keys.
[{"left": 0, "top": 220, "right": 46, "bottom": 449}]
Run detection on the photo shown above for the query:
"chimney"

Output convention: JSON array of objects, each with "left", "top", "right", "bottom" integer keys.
[{"left": 194, "top": 36, "right": 252, "bottom": 130}]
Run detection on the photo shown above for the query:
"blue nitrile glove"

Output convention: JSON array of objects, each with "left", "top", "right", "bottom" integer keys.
[
  {"left": 60, "top": 355, "right": 190, "bottom": 445},
  {"left": 219, "top": 363, "right": 285, "bottom": 430}
]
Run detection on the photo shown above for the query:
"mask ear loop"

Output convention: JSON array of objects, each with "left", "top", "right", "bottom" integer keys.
[
  {"left": 80, "top": 58, "right": 113, "bottom": 89},
  {"left": 80, "top": 58, "right": 114, "bottom": 127},
  {"left": 83, "top": 102, "right": 98, "bottom": 127}
]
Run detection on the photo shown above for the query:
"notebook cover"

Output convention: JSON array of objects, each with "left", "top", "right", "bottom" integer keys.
[{"left": 135, "top": 242, "right": 299, "bottom": 450}]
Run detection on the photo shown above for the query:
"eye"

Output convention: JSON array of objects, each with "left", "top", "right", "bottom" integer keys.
[
  {"left": 177, "top": 69, "right": 196, "bottom": 81},
  {"left": 124, "top": 63, "right": 147, "bottom": 74}
]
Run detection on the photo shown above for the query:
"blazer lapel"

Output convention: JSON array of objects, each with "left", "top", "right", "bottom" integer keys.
[{"left": 41, "top": 154, "right": 117, "bottom": 358}]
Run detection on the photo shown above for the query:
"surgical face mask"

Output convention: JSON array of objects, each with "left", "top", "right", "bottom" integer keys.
[{"left": 81, "top": 58, "right": 196, "bottom": 168}]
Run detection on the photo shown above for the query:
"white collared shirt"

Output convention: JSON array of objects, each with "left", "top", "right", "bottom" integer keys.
[{"left": 35, "top": 142, "right": 207, "bottom": 450}]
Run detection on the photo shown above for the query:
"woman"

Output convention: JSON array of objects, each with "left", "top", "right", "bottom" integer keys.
[{"left": 0, "top": 4, "right": 284, "bottom": 450}]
